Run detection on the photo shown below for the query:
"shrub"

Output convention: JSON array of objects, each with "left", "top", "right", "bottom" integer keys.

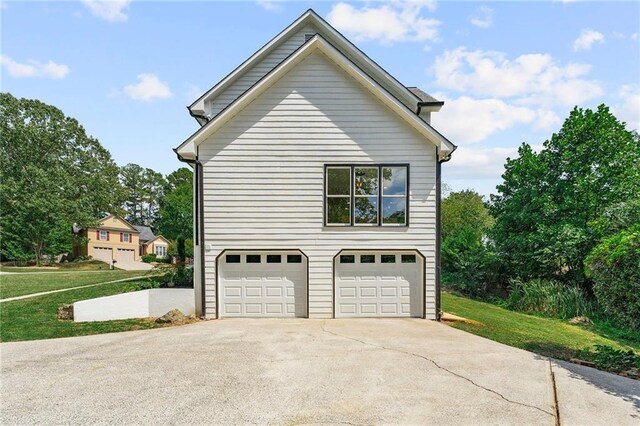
[
  {"left": 153, "top": 263, "right": 193, "bottom": 288},
  {"left": 142, "top": 253, "right": 157, "bottom": 263},
  {"left": 579, "top": 345, "right": 640, "bottom": 375},
  {"left": 505, "top": 278, "right": 593, "bottom": 319},
  {"left": 585, "top": 225, "right": 640, "bottom": 331},
  {"left": 442, "top": 226, "right": 494, "bottom": 297}
]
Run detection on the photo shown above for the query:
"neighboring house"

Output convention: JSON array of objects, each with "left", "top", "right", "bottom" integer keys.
[
  {"left": 73, "top": 215, "right": 169, "bottom": 263},
  {"left": 175, "top": 9, "right": 456, "bottom": 319},
  {"left": 133, "top": 225, "right": 170, "bottom": 258}
]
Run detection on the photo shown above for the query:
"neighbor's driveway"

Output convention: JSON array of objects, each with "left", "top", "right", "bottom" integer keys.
[{"left": 1, "top": 319, "right": 638, "bottom": 425}]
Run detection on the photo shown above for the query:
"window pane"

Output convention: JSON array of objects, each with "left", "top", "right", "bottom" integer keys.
[
  {"left": 401, "top": 254, "right": 416, "bottom": 263},
  {"left": 287, "top": 254, "right": 302, "bottom": 263},
  {"left": 226, "top": 254, "right": 240, "bottom": 263},
  {"left": 266, "top": 255, "right": 281, "bottom": 263},
  {"left": 355, "top": 197, "right": 378, "bottom": 224},
  {"left": 327, "top": 167, "right": 350, "bottom": 195},
  {"left": 327, "top": 197, "right": 350, "bottom": 224},
  {"left": 246, "top": 254, "right": 261, "bottom": 263},
  {"left": 340, "top": 255, "right": 355, "bottom": 263},
  {"left": 383, "top": 167, "right": 407, "bottom": 195},
  {"left": 382, "top": 197, "right": 406, "bottom": 224},
  {"left": 355, "top": 167, "right": 378, "bottom": 196},
  {"left": 360, "top": 255, "right": 375, "bottom": 263},
  {"left": 381, "top": 254, "right": 396, "bottom": 263}
]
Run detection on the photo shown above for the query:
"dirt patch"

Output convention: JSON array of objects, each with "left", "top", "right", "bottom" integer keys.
[{"left": 441, "top": 312, "right": 483, "bottom": 326}]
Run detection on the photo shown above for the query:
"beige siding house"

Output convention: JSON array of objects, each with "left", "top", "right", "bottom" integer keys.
[
  {"left": 74, "top": 215, "right": 169, "bottom": 263},
  {"left": 175, "top": 10, "right": 455, "bottom": 319}
]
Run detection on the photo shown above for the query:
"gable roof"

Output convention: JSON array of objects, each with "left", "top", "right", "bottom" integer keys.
[
  {"left": 98, "top": 214, "right": 139, "bottom": 233},
  {"left": 189, "top": 9, "right": 425, "bottom": 119},
  {"left": 145, "top": 235, "right": 170, "bottom": 246},
  {"left": 176, "top": 35, "right": 455, "bottom": 161},
  {"left": 133, "top": 225, "right": 156, "bottom": 242}
]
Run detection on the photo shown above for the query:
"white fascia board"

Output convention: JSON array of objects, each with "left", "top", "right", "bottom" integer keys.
[
  {"left": 189, "top": 9, "right": 421, "bottom": 115},
  {"left": 188, "top": 10, "right": 315, "bottom": 113},
  {"left": 178, "top": 36, "right": 454, "bottom": 158}
]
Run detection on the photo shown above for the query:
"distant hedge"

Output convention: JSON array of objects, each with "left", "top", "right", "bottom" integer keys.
[{"left": 586, "top": 225, "right": 640, "bottom": 330}]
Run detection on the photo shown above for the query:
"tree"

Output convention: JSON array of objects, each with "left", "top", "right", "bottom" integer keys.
[
  {"left": 0, "top": 93, "right": 122, "bottom": 264},
  {"left": 120, "top": 163, "right": 165, "bottom": 226},
  {"left": 491, "top": 105, "right": 640, "bottom": 285},
  {"left": 157, "top": 168, "right": 193, "bottom": 241},
  {"left": 441, "top": 190, "right": 496, "bottom": 295}
]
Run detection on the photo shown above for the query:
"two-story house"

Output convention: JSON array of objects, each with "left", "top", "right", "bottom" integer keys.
[
  {"left": 175, "top": 9, "right": 455, "bottom": 319},
  {"left": 73, "top": 215, "right": 169, "bottom": 264}
]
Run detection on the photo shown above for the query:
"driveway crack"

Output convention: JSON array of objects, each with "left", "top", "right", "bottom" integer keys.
[{"left": 320, "top": 321, "right": 553, "bottom": 417}]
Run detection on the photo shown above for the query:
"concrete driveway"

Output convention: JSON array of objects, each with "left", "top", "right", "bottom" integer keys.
[
  {"left": 1, "top": 319, "right": 638, "bottom": 425},
  {"left": 115, "top": 260, "right": 154, "bottom": 271}
]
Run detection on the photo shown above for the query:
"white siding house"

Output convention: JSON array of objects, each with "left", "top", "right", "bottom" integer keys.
[{"left": 176, "top": 9, "right": 455, "bottom": 320}]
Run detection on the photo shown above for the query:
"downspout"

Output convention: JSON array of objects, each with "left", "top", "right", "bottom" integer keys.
[
  {"left": 174, "top": 149, "right": 206, "bottom": 318},
  {"left": 435, "top": 148, "right": 455, "bottom": 321}
]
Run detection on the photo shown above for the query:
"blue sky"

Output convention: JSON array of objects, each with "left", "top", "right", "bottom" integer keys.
[{"left": 2, "top": 1, "right": 639, "bottom": 197}]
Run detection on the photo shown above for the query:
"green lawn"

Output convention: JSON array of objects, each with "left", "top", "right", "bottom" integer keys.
[
  {"left": 0, "top": 270, "right": 149, "bottom": 299},
  {"left": 0, "top": 280, "right": 168, "bottom": 342},
  {"left": 0, "top": 260, "right": 115, "bottom": 273},
  {"left": 442, "top": 292, "right": 639, "bottom": 361}
]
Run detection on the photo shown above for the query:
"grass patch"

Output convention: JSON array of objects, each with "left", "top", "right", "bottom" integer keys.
[
  {"left": 0, "top": 260, "right": 113, "bottom": 273},
  {"left": 442, "top": 292, "right": 639, "bottom": 362},
  {"left": 0, "top": 270, "right": 149, "bottom": 299},
  {"left": 0, "top": 280, "right": 169, "bottom": 342}
]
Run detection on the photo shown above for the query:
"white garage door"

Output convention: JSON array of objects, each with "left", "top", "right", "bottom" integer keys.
[
  {"left": 116, "top": 249, "right": 135, "bottom": 262},
  {"left": 93, "top": 247, "right": 112, "bottom": 263},
  {"left": 335, "top": 251, "right": 423, "bottom": 318},
  {"left": 219, "top": 251, "right": 307, "bottom": 318}
]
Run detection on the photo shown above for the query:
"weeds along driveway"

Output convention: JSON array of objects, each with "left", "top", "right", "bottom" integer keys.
[{"left": 1, "top": 319, "right": 638, "bottom": 425}]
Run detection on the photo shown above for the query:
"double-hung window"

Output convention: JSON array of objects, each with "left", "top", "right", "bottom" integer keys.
[
  {"left": 325, "top": 164, "right": 408, "bottom": 227},
  {"left": 99, "top": 230, "right": 108, "bottom": 241}
]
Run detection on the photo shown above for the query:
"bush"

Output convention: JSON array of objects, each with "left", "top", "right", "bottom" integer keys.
[
  {"left": 142, "top": 253, "right": 157, "bottom": 263},
  {"left": 586, "top": 225, "right": 640, "bottom": 330},
  {"left": 153, "top": 263, "right": 193, "bottom": 288},
  {"left": 505, "top": 278, "right": 593, "bottom": 319},
  {"left": 579, "top": 345, "right": 640, "bottom": 375},
  {"left": 442, "top": 226, "right": 494, "bottom": 296}
]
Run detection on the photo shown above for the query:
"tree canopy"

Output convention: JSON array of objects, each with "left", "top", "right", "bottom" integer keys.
[
  {"left": 0, "top": 92, "right": 122, "bottom": 263},
  {"left": 490, "top": 105, "right": 640, "bottom": 284}
]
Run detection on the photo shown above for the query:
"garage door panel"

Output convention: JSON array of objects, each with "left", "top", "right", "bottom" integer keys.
[
  {"left": 335, "top": 252, "right": 423, "bottom": 318},
  {"left": 219, "top": 251, "right": 307, "bottom": 318},
  {"left": 93, "top": 247, "right": 112, "bottom": 263},
  {"left": 116, "top": 249, "right": 135, "bottom": 263}
]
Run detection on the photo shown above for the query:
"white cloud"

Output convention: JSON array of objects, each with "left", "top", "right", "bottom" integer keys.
[
  {"left": 82, "top": 0, "right": 130, "bottom": 23},
  {"left": 469, "top": 5, "right": 493, "bottom": 29},
  {"left": 123, "top": 74, "right": 172, "bottom": 101},
  {"left": 613, "top": 85, "right": 640, "bottom": 131},
  {"left": 631, "top": 33, "right": 639, "bottom": 42},
  {"left": 431, "top": 95, "right": 560, "bottom": 145},
  {"left": 326, "top": 1, "right": 440, "bottom": 45},
  {"left": 446, "top": 146, "right": 518, "bottom": 179},
  {"left": 256, "top": 0, "right": 282, "bottom": 11},
  {"left": 432, "top": 47, "right": 603, "bottom": 107},
  {"left": 573, "top": 28, "right": 604, "bottom": 51},
  {"left": 0, "top": 55, "right": 69, "bottom": 79}
]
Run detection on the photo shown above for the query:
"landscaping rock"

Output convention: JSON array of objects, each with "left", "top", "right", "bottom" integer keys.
[
  {"left": 57, "top": 304, "right": 74, "bottom": 320},
  {"left": 155, "top": 309, "right": 186, "bottom": 324},
  {"left": 568, "top": 316, "right": 591, "bottom": 325}
]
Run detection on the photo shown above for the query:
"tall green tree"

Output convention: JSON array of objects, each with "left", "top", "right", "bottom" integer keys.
[
  {"left": 157, "top": 168, "right": 193, "bottom": 241},
  {"left": 0, "top": 93, "right": 122, "bottom": 263},
  {"left": 491, "top": 105, "right": 640, "bottom": 285},
  {"left": 120, "top": 163, "right": 165, "bottom": 226}
]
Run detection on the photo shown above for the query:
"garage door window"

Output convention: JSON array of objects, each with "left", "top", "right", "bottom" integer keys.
[
  {"left": 287, "top": 254, "right": 302, "bottom": 263},
  {"left": 381, "top": 254, "right": 396, "bottom": 263},
  {"left": 340, "top": 254, "right": 355, "bottom": 263},
  {"left": 226, "top": 254, "right": 241, "bottom": 263},
  {"left": 267, "top": 255, "right": 282, "bottom": 263},
  {"left": 401, "top": 254, "right": 416, "bottom": 263},
  {"left": 247, "top": 254, "right": 261, "bottom": 263},
  {"left": 360, "top": 254, "right": 375, "bottom": 263}
]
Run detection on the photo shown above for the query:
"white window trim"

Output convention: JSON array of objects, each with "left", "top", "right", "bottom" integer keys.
[
  {"left": 99, "top": 230, "right": 107, "bottom": 241},
  {"left": 123, "top": 233, "right": 130, "bottom": 243}
]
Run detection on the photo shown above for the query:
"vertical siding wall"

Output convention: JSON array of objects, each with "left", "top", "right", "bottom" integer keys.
[{"left": 200, "top": 51, "right": 437, "bottom": 319}]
